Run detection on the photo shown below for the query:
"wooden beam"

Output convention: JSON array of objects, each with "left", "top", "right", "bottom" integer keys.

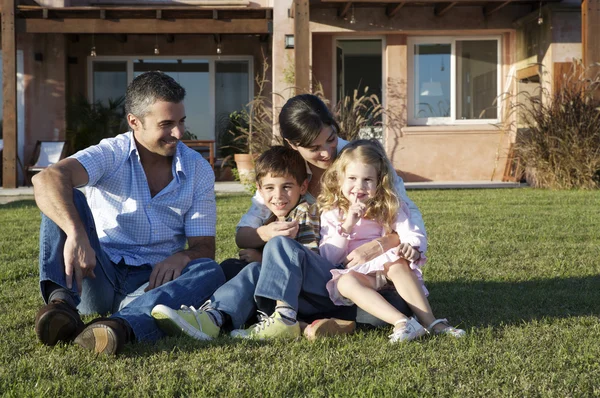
[
  {"left": 20, "top": 18, "right": 270, "bottom": 34},
  {"left": 434, "top": 2, "right": 458, "bottom": 16},
  {"left": 294, "top": 0, "right": 310, "bottom": 94},
  {"left": 516, "top": 64, "right": 539, "bottom": 80},
  {"left": 321, "top": 0, "right": 530, "bottom": 3},
  {"left": 338, "top": 2, "right": 352, "bottom": 18},
  {"left": 484, "top": 0, "right": 512, "bottom": 16},
  {"left": 2, "top": 0, "right": 18, "bottom": 188},
  {"left": 386, "top": 3, "right": 405, "bottom": 18}
]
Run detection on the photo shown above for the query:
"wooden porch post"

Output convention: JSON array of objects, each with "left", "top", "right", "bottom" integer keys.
[
  {"left": 294, "top": 0, "right": 310, "bottom": 94},
  {"left": 582, "top": 0, "right": 600, "bottom": 81},
  {"left": 2, "top": 0, "right": 18, "bottom": 188}
]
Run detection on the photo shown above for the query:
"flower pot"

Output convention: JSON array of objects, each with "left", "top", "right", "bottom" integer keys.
[{"left": 234, "top": 153, "right": 255, "bottom": 185}]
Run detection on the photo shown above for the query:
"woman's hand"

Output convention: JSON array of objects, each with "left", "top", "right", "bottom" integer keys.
[
  {"left": 345, "top": 240, "right": 381, "bottom": 268},
  {"left": 397, "top": 243, "right": 421, "bottom": 262}
]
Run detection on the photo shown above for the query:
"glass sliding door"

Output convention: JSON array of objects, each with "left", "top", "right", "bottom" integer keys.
[
  {"left": 134, "top": 59, "right": 211, "bottom": 140},
  {"left": 92, "top": 61, "right": 127, "bottom": 107},
  {"left": 215, "top": 61, "right": 250, "bottom": 157}
]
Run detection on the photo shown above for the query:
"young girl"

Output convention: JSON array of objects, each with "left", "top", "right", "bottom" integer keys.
[{"left": 318, "top": 139, "right": 465, "bottom": 343}]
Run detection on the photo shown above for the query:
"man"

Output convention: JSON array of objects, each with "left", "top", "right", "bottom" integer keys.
[{"left": 33, "top": 71, "right": 225, "bottom": 355}]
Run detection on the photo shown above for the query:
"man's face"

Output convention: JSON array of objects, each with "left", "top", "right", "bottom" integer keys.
[
  {"left": 129, "top": 100, "right": 186, "bottom": 157},
  {"left": 258, "top": 173, "right": 308, "bottom": 220},
  {"left": 287, "top": 126, "right": 338, "bottom": 171}
]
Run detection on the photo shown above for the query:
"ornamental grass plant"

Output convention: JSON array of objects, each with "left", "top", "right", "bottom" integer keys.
[{"left": 508, "top": 61, "right": 600, "bottom": 189}]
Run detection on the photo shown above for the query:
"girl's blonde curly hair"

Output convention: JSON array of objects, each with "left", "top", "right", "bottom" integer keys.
[{"left": 318, "top": 139, "right": 400, "bottom": 233}]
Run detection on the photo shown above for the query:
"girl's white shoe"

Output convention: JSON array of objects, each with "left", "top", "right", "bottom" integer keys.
[
  {"left": 427, "top": 318, "right": 466, "bottom": 338},
  {"left": 388, "top": 317, "right": 427, "bottom": 343}
]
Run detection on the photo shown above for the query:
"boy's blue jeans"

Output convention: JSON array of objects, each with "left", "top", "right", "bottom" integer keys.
[
  {"left": 209, "top": 236, "right": 339, "bottom": 328},
  {"left": 38, "top": 189, "right": 225, "bottom": 342}
]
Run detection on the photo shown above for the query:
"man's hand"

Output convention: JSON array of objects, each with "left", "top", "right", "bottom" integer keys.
[
  {"left": 257, "top": 221, "right": 299, "bottom": 242},
  {"left": 239, "top": 248, "right": 262, "bottom": 263},
  {"left": 397, "top": 243, "right": 421, "bottom": 262},
  {"left": 145, "top": 252, "right": 190, "bottom": 292},
  {"left": 64, "top": 233, "right": 96, "bottom": 294}
]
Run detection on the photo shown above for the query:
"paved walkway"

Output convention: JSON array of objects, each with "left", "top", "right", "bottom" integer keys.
[{"left": 0, "top": 181, "right": 525, "bottom": 205}]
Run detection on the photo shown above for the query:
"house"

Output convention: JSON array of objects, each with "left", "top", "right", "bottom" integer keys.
[{"left": 1, "top": 0, "right": 598, "bottom": 188}]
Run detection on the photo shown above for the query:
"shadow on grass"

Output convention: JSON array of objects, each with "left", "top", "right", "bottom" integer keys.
[
  {"left": 111, "top": 275, "right": 600, "bottom": 358},
  {"left": 426, "top": 276, "right": 600, "bottom": 328}
]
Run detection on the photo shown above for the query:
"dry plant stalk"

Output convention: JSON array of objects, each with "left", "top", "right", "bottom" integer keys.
[{"left": 503, "top": 60, "right": 600, "bottom": 189}]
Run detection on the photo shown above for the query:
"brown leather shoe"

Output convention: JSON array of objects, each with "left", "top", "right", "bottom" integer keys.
[
  {"left": 74, "top": 317, "right": 133, "bottom": 355},
  {"left": 35, "top": 299, "right": 85, "bottom": 346}
]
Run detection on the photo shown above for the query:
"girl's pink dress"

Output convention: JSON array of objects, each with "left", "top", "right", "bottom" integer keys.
[{"left": 319, "top": 202, "right": 428, "bottom": 306}]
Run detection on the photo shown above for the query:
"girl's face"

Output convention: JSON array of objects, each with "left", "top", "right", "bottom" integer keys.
[
  {"left": 341, "top": 160, "right": 379, "bottom": 203},
  {"left": 287, "top": 126, "right": 338, "bottom": 170}
]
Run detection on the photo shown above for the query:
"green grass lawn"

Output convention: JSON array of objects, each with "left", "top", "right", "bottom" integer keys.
[{"left": 1, "top": 189, "right": 599, "bottom": 397}]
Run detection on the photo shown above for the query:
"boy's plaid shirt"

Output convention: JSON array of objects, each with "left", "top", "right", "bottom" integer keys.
[{"left": 265, "top": 197, "right": 320, "bottom": 254}]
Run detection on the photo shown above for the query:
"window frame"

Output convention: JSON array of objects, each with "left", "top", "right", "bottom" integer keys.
[
  {"left": 407, "top": 35, "right": 502, "bottom": 126},
  {"left": 86, "top": 55, "right": 254, "bottom": 141}
]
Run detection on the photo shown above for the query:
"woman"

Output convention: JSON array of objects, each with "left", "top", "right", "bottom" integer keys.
[{"left": 233, "top": 94, "right": 427, "bottom": 329}]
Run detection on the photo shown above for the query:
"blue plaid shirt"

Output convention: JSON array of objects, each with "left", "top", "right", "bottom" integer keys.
[{"left": 71, "top": 132, "right": 216, "bottom": 266}]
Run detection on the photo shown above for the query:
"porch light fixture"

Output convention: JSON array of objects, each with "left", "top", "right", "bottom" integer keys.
[
  {"left": 350, "top": 5, "right": 356, "bottom": 24},
  {"left": 154, "top": 34, "right": 160, "bottom": 55},
  {"left": 90, "top": 34, "right": 97, "bottom": 57},
  {"left": 217, "top": 43, "right": 222, "bottom": 55},
  {"left": 285, "top": 35, "right": 294, "bottom": 49},
  {"left": 537, "top": 1, "right": 543, "bottom": 24}
]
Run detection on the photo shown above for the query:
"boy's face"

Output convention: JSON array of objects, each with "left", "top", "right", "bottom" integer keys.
[{"left": 258, "top": 173, "right": 308, "bottom": 220}]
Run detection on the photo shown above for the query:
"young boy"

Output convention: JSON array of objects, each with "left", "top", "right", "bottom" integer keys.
[
  {"left": 220, "top": 145, "right": 320, "bottom": 279},
  {"left": 151, "top": 146, "right": 339, "bottom": 339}
]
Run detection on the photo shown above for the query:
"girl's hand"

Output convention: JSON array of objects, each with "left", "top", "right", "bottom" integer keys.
[
  {"left": 397, "top": 243, "right": 421, "bottom": 262},
  {"left": 341, "top": 197, "right": 366, "bottom": 234}
]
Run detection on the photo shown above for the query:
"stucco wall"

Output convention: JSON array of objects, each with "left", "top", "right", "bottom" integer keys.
[{"left": 20, "top": 34, "right": 67, "bottom": 168}]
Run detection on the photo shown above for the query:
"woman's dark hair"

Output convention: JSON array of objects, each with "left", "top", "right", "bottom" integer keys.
[{"left": 278, "top": 94, "right": 341, "bottom": 148}]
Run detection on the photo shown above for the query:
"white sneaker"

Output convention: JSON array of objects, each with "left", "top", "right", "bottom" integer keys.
[
  {"left": 427, "top": 318, "right": 466, "bottom": 338},
  {"left": 388, "top": 317, "right": 427, "bottom": 343}
]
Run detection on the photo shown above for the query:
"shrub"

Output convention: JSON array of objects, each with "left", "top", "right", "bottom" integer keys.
[
  {"left": 67, "top": 95, "right": 127, "bottom": 153},
  {"left": 507, "top": 61, "right": 600, "bottom": 189}
]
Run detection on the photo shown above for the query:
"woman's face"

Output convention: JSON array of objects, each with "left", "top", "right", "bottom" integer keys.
[{"left": 288, "top": 126, "right": 338, "bottom": 170}]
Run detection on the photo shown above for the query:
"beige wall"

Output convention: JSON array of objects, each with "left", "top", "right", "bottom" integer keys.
[{"left": 310, "top": 30, "right": 514, "bottom": 181}]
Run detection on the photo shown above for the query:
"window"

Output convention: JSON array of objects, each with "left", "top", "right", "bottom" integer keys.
[
  {"left": 87, "top": 56, "right": 252, "bottom": 142},
  {"left": 408, "top": 37, "right": 500, "bottom": 125}
]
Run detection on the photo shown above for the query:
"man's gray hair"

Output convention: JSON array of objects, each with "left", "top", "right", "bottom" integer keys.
[{"left": 125, "top": 71, "right": 186, "bottom": 122}]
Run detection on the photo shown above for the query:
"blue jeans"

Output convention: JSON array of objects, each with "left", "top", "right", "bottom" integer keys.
[
  {"left": 209, "top": 236, "right": 413, "bottom": 329},
  {"left": 38, "top": 189, "right": 225, "bottom": 342},
  {"left": 209, "top": 236, "right": 339, "bottom": 328}
]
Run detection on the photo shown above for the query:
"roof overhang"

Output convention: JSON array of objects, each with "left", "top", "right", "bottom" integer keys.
[{"left": 9, "top": 3, "right": 272, "bottom": 34}]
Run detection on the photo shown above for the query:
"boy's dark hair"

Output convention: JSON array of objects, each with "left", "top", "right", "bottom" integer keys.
[{"left": 255, "top": 146, "right": 308, "bottom": 186}]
